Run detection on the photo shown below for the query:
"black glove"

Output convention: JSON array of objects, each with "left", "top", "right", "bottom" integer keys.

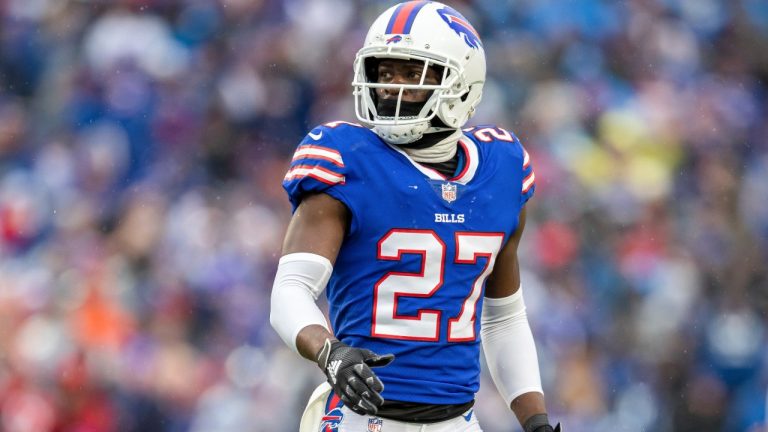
[
  {"left": 524, "top": 414, "right": 562, "bottom": 432},
  {"left": 316, "top": 339, "right": 395, "bottom": 415},
  {"left": 532, "top": 424, "right": 562, "bottom": 432}
]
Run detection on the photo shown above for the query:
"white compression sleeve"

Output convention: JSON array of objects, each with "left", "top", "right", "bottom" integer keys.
[
  {"left": 481, "top": 286, "right": 543, "bottom": 407},
  {"left": 269, "top": 253, "right": 333, "bottom": 353}
]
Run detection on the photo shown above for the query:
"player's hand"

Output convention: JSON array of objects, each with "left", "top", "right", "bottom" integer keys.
[{"left": 316, "top": 339, "right": 395, "bottom": 415}]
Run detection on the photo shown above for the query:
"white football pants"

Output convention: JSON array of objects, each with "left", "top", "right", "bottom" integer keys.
[{"left": 300, "top": 383, "right": 483, "bottom": 432}]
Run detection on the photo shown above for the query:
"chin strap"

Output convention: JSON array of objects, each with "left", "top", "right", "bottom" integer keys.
[{"left": 400, "top": 128, "right": 463, "bottom": 163}]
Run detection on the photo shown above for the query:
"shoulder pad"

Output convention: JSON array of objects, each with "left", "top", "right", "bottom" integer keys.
[
  {"left": 283, "top": 123, "right": 354, "bottom": 210},
  {"left": 465, "top": 124, "right": 535, "bottom": 205}
]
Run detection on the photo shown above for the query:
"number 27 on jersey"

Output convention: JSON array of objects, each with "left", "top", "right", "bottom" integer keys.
[{"left": 373, "top": 229, "right": 504, "bottom": 342}]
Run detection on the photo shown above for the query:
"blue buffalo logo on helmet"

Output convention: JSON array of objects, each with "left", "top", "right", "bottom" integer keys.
[
  {"left": 386, "top": 35, "right": 403, "bottom": 44},
  {"left": 436, "top": 6, "right": 482, "bottom": 49}
]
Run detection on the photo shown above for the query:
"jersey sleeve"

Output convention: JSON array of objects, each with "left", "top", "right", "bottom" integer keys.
[
  {"left": 520, "top": 145, "right": 535, "bottom": 206},
  {"left": 282, "top": 125, "right": 349, "bottom": 211}
]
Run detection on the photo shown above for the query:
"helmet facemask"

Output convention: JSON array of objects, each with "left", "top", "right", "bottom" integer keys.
[{"left": 353, "top": 49, "right": 466, "bottom": 145}]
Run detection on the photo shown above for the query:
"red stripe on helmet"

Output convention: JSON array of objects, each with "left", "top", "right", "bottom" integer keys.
[
  {"left": 390, "top": 1, "right": 420, "bottom": 34},
  {"left": 450, "top": 15, "right": 480, "bottom": 38}
]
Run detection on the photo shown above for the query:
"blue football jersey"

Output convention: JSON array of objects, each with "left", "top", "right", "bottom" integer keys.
[{"left": 283, "top": 121, "right": 535, "bottom": 405}]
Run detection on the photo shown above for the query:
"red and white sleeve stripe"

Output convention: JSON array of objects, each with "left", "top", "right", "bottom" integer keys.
[
  {"left": 284, "top": 165, "right": 345, "bottom": 186},
  {"left": 522, "top": 171, "right": 535, "bottom": 194},
  {"left": 523, "top": 149, "right": 531, "bottom": 169},
  {"left": 291, "top": 145, "right": 344, "bottom": 167}
]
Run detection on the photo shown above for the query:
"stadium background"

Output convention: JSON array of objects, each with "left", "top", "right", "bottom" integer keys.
[{"left": 0, "top": 0, "right": 766, "bottom": 430}]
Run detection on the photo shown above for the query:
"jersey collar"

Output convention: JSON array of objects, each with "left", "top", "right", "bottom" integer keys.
[{"left": 388, "top": 135, "right": 479, "bottom": 185}]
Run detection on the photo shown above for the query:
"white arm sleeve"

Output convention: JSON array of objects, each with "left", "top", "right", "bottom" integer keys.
[
  {"left": 269, "top": 252, "right": 333, "bottom": 353},
  {"left": 481, "top": 286, "right": 543, "bottom": 407}
]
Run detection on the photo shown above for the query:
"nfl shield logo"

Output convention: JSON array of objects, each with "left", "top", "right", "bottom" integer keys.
[
  {"left": 367, "top": 418, "right": 383, "bottom": 432},
  {"left": 441, "top": 182, "right": 457, "bottom": 203}
]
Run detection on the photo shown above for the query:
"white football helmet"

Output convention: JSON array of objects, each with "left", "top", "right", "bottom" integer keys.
[{"left": 352, "top": 1, "right": 486, "bottom": 144}]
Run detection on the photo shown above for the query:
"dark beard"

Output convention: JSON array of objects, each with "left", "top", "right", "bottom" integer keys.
[
  {"left": 375, "top": 97, "right": 455, "bottom": 148},
  {"left": 374, "top": 95, "right": 458, "bottom": 159},
  {"left": 376, "top": 98, "right": 425, "bottom": 118}
]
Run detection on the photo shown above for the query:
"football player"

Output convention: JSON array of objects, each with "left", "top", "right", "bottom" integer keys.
[{"left": 271, "top": 1, "right": 561, "bottom": 431}]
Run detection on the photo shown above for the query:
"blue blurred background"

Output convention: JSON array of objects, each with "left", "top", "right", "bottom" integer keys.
[{"left": 0, "top": 0, "right": 766, "bottom": 431}]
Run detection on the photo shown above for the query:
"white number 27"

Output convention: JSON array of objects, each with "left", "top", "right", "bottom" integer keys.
[{"left": 372, "top": 229, "right": 504, "bottom": 342}]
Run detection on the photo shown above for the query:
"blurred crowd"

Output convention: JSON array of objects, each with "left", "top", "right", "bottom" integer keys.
[{"left": 0, "top": 0, "right": 766, "bottom": 431}]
